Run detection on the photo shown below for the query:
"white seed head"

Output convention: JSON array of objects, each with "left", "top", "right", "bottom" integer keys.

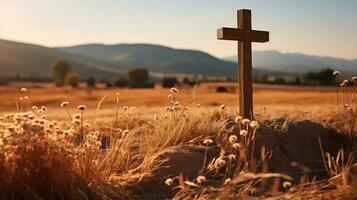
[
  {"left": 241, "top": 118, "right": 250, "bottom": 124},
  {"left": 196, "top": 103, "right": 200, "bottom": 108},
  {"left": 353, "top": 76, "right": 357, "bottom": 81},
  {"left": 235, "top": 116, "right": 243, "bottom": 123},
  {"left": 283, "top": 181, "right": 292, "bottom": 189},
  {"left": 123, "top": 106, "right": 129, "bottom": 111},
  {"left": 229, "top": 135, "right": 238, "bottom": 144},
  {"left": 41, "top": 106, "right": 47, "bottom": 112},
  {"left": 61, "top": 101, "right": 69, "bottom": 107},
  {"left": 20, "top": 88, "right": 27, "bottom": 92},
  {"left": 228, "top": 154, "right": 236, "bottom": 160},
  {"left": 249, "top": 121, "right": 260, "bottom": 129},
  {"left": 239, "top": 130, "right": 248, "bottom": 136},
  {"left": 32, "top": 106, "right": 38, "bottom": 110},
  {"left": 215, "top": 158, "right": 226, "bottom": 168},
  {"left": 170, "top": 87, "right": 179, "bottom": 93},
  {"left": 332, "top": 71, "right": 340, "bottom": 76},
  {"left": 203, "top": 138, "right": 214, "bottom": 145},
  {"left": 220, "top": 104, "right": 226, "bottom": 110},
  {"left": 165, "top": 178, "right": 174, "bottom": 186},
  {"left": 78, "top": 105, "right": 86, "bottom": 111},
  {"left": 196, "top": 176, "right": 206, "bottom": 184},
  {"left": 224, "top": 178, "right": 232, "bottom": 185},
  {"left": 168, "top": 94, "right": 173, "bottom": 98},
  {"left": 232, "top": 143, "right": 241, "bottom": 149}
]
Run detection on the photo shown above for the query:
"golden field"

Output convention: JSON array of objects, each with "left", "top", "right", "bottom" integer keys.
[{"left": 0, "top": 82, "right": 356, "bottom": 200}]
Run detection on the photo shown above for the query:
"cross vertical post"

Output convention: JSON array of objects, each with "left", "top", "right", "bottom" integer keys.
[{"left": 217, "top": 9, "right": 269, "bottom": 119}]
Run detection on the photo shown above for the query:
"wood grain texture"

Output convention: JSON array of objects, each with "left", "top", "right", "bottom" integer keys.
[{"left": 217, "top": 9, "right": 269, "bottom": 119}]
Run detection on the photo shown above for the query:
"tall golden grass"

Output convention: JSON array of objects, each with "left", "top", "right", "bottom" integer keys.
[{"left": 0, "top": 72, "right": 356, "bottom": 199}]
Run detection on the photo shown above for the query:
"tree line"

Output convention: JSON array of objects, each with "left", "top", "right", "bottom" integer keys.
[{"left": 51, "top": 60, "right": 344, "bottom": 87}]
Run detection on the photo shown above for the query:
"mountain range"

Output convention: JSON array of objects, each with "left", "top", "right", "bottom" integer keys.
[{"left": 0, "top": 38, "right": 356, "bottom": 81}]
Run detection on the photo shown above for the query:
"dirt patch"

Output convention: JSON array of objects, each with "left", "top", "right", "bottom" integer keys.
[
  {"left": 256, "top": 119, "right": 351, "bottom": 181},
  {"left": 134, "top": 120, "right": 352, "bottom": 199}
]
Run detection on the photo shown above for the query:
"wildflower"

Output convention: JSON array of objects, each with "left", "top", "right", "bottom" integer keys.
[
  {"left": 232, "top": 143, "right": 241, "bottom": 149},
  {"left": 32, "top": 106, "right": 38, "bottom": 110},
  {"left": 24, "top": 96, "right": 29, "bottom": 100},
  {"left": 61, "top": 101, "right": 69, "bottom": 107},
  {"left": 203, "top": 138, "right": 214, "bottom": 146},
  {"left": 174, "top": 101, "right": 180, "bottom": 106},
  {"left": 239, "top": 130, "right": 248, "bottom": 136},
  {"left": 168, "top": 94, "right": 173, "bottom": 98},
  {"left": 123, "top": 106, "right": 129, "bottom": 112},
  {"left": 196, "top": 103, "right": 200, "bottom": 108},
  {"left": 352, "top": 76, "right": 357, "bottom": 81},
  {"left": 165, "top": 178, "right": 174, "bottom": 186},
  {"left": 196, "top": 176, "right": 206, "bottom": 184},
  {"left": 249, "top": 121, "right": 260, "bottom": 129},
  {"left": 229, "top": 135, "right": 238, "bottom": 144},
  {"left": 116, "top": 92, "right": 120, "bottom": 96},
  {"left": 154, "top": 114, "right": 159, "bottom": 120},
  {"left": 41, "top": 106, "right": 47, "bottom": 112},
  {"left": 235, "top": 116, "right": 243, "bottom": 123},
  {"left": 215, "top": 158, "right": 226, "bottom": 168},
  {"left": 73, "top": 114, "right": 81, "bottom": 119},
  {"left": 19, "top": 97, "right": 24, "bottom": 101},
  {"left": 241, "top": 118, "right": 250, "bottom": 124},
  {"left": 228, "top": 154, "right": 236, "bottom": 161},
  {"left": 130, "top": 107, "right": 136, "bottom": 112},
  {"left": 224, "top": 178, "right": 232, "bottom": 185},
  {"left": 20, "top": 88, "right": 27, "bottom": 92},
  {"left": 332, "top": 71, "right": 340, "bottom": 76},
  {"left": 122, "top": 129, "right": 129, "bottom": 136},
  {"left": 78, "top": 105, "right": 86, "bottom": 111},
  {"left": 170, "top": 87, "right": 179, "bottom": 93},
  {"left": 72, "top": 119, "right": 80, "bottom": 126},
  {"left": 283, "top": 181, "right": 292, "bottom": 189},
  {"left": 220, "top": 104, "right": 226, "bottom": 110},
  {"left": 343, "top": 80, "right": 349, "bottom": 84}
]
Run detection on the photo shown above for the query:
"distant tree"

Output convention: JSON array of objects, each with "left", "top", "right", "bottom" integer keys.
[
  {"left": 303, "top": 68, "right": 334, "bottom": 85},
  {"left": 273, "top": 76, "right": 286, "bottom": 84},
  {"left": 259, "top": 74, "right": 269, "bottom": 83},
  {"left": 66, "top": 73, "right": 79, "bottom": 88},
  {"left": 295, "top": 75, "right": 301, "bottom": 85},
  {"left": 162, "top": 77, "right": 178, "bottom": 88},
  {"left": 86, "top": 76, "right": 96, "bottom": 88},
  {"left": 106, "top": 82, "right": 113, "bottom": 88},
  {"left": 316, "top": 68, "right": 335, "bottom": 85},
  {"left": 52, "top": 59, "right": 71, "bottom": 86},
  {"left": 128, "top": 68, "right": 149, "bottom": 84},
  {"left": 115, "top": 76, "right": 129, "bottom": 87},
  {"left": 99, "top": 77, "right": 108, "bottom": 83},
  {"left": 182, "top": 77, "right": 190, "bottom": 85}
]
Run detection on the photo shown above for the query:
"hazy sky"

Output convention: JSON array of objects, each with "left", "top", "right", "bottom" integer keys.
[{"left": 1, "top": 0, "right": 357, "bottom": 59}]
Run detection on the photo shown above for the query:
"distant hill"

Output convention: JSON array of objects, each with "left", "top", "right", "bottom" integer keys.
[
  {"left": 224, "top": 51, "right": 357, "bottom": 75},
  {"left": 57, "top": 43, "right": 237, "bottom": 77},
  {"left": 1, "top": 38, "right": 356, "bottom": 81},
  {"left": 0, "top": 39, "right": 120, "bottom": 79}
]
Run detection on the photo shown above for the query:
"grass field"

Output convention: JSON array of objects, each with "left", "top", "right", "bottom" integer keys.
[{"left": 0, "top": 82, "right": 356, "bottom": 199}]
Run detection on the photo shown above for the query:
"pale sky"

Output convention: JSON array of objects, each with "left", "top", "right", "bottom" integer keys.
[{"left": 1, "top": 0, "right": 357, "bottom": 59}]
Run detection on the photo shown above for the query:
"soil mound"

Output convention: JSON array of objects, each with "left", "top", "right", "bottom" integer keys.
[{"left": 134, "top": 120, "right": 352, "bottom": 199}]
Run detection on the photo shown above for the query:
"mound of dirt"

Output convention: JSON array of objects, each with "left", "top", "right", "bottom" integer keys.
[
  {"left": 134, "top": 120, "right": 352, "bottom": 199},
  {"left": 255, "top": 119, "right": 351, "bottom": 182}
]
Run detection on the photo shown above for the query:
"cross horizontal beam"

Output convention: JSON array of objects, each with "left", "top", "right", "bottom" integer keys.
[{"left": 217, "top": 27, "right": 269, "bottom": 43}]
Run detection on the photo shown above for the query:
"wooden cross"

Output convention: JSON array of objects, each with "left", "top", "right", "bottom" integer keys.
[{"left": 217, "top": 9, "right": 269, "bottom": 119}]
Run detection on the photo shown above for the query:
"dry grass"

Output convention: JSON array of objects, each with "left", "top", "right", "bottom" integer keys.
[{"left": 0, "top": 79, "right": 356, "bottom": 199}]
